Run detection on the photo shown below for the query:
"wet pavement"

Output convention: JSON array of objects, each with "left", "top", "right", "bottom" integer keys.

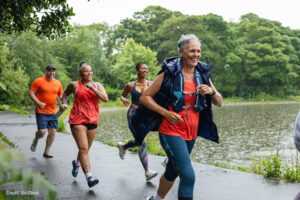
[{"left": 0, "top": 110, "right": 300, "bottom": 200}]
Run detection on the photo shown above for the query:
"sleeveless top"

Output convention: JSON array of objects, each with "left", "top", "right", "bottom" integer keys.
[
  {"left": 159, "top": 81, "right": 199, "bottom": 140},
  {"left": 69, "top": 81, "right": 100, "bottom": 124},
  {"left": 131, "top": 81, "right": 150, "bottom": 106}
]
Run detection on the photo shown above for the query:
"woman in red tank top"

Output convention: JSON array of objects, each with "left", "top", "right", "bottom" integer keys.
[
  {"left": 143, "top": 35, "right": 223, "bottom": 200},
  {"left": 61, "top": 61, "right": 108, "bottom": 188}
]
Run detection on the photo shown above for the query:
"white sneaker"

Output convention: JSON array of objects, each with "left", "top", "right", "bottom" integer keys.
[
  {"left": 117, "top": 142, "right": 126, "bottom": 159},
  {"left": 145, "top": 169, "right": 158, "bottom": 181},
  {"left": 161, "top": 158, "right": 168, "bottom": 168},
  {"left": 30, "top": 138, "right": 38, "bottom": 152}
]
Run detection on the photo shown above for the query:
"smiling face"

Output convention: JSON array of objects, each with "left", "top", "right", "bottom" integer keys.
[
  {"left": 79, "top": 65, "right": 93, "bottom": 81},
  {"left": 137, "top": 64, "right": 149, "bottom": 79},
  {"left": 180, "top": 41, "right": 201, "bottom": 68},
  {"left": 45, "top": 69, "right": 56, "bottom": 80}
]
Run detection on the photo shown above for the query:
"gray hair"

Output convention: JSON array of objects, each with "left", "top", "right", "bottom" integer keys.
[{"left": 177, "top": 34, "right": 201, "bottom": 52}]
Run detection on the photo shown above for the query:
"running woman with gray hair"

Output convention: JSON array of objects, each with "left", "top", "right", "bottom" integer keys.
[{"left": 144, "top": 34, "right": 222, "bottom": 200}]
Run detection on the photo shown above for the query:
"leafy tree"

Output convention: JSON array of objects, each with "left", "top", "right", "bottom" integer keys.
[
  {"left": 111, "top": 38, "right": 159, "bottom": 88},
  {"left": 6, "top": 32, "right": 60, "bottom": 84},
  {"left": 50, "top": 24, "right": 109, "bottom": 83},
  {"left": 0, "top": 45, "right": 30, "bottom": 106},
  {"left": 104, "top": 6, "right": 182, "bottom": 58},
  {"left": 0, "top": 0, "right": 74, "bottom": 38},
  {"left": 230, "top": 13, "right": 299, "bottom": 97}
]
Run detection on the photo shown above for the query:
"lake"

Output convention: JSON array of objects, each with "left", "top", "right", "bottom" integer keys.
[{"left": 97, "top": 102, "right": 300, "bottom": 167}]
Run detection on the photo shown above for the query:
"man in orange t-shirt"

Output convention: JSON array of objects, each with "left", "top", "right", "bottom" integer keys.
[{"left": 29, "top": 64, "right": 64, "bottom": 158}]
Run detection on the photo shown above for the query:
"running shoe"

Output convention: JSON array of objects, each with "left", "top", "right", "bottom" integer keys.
[
  {"left": 30, "top": 138, "right": 38, "bottom": 152},
  {"left": 87, "top": 176, "right": 99, "bottom": 188},
  {"left": 145, "top": 169, "right": 158, "bottom": 181},
  {"left": 117, "top": 142, "right": 126, "bottom": 159},
  {"left": 161, "top": 158, "right": 168, "bottom": 168},
  {"left": 72, "top": 160, "right": 79, "bottom": 177}
]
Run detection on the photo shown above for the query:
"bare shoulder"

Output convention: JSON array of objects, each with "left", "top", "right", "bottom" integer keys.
[{"left": 125, "top": 82, "right": 134, "bottom": 90}]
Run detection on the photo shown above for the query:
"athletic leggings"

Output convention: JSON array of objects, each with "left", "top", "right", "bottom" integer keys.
[
  {"left": 123, "top": 106, "right": 148, "bottom": 170},
  {"left": 159, "top": 134, "right": 195, "bottom": 200},
  {"left": 123, "top": 139, "right": 148, "bottom": 170}
]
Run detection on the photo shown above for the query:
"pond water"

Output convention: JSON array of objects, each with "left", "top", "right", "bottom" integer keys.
[{"left": 97, "top": 103, "right": 300, "bottom": 167}]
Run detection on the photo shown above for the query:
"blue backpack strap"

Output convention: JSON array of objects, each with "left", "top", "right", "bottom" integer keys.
[
  {"left": 194, "top": 69, "right": 207, "bottom": 112},
  {"left": 172, "top": 72, "right": 184, "bottom": 112}
]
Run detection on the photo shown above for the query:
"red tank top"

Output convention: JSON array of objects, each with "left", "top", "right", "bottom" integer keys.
[
  {"left": 69, "top": 81, "right": 100, "bottom": 124},
  {"left": 159, "top": 81, "right": 200, "bottom": 140}
]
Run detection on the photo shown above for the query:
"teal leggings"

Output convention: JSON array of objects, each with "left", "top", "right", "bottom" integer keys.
[{"left": 159, "top": 134, "right": 195, "bottom": 200}]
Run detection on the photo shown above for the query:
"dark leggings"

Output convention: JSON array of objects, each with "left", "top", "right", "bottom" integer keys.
[
  {"left": 123, "top": 106, "right": 148, "bottom": 170},
  {"left": 123, "top": 139, "right": 148, "bottom": 170},
  {"left": 159, "top": 134, "right": 195, "bottom": 200}
]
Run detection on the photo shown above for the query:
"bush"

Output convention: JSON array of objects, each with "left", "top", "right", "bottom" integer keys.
[{"left": 105, "top": 87, "right": 122, "bottom": 101}]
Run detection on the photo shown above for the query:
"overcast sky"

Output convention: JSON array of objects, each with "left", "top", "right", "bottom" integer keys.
[{"left": 67, "top": 0, "right": 300, "bottom": 29}]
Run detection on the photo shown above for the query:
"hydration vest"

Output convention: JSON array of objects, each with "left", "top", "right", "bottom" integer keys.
[{"left": 128, "top": 57, "right": 219, "bottom": 144}]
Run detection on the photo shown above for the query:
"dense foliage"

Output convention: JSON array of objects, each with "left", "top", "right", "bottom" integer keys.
[
  {"left": 0, "top": 0, "right": 74, "bottom": 38},
  {"left": 1, "top": 6, "right": 300, "bottom": 107}
]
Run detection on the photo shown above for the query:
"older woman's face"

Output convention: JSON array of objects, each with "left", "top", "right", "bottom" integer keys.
[
  {"left": 180, "top": 41, "right": 201, "bottom": 67},
  {"left": 80, "top": 65, "right": 93, "bottom": 81}
]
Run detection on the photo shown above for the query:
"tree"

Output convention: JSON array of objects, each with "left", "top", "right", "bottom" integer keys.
[
  {"left": 0, "top": 0, "right": 74, "bottom": 38},
  {"left": 111, "top": 38, "right": 159, "bottom": 88},
  {"left": 50, "top": 24, "right": 109, "bottom": 82}
]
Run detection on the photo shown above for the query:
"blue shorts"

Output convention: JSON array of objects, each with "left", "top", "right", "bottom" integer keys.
[{"left": 35, "top": 113, "right": 58, "bottom": 130}]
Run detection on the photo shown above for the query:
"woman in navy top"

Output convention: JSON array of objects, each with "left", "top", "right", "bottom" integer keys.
[{"left": 117, "top": 62, "right": 158, "bottom": 182}]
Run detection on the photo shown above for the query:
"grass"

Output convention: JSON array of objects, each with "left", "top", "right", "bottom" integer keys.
[
  {"left": 0, "top": 132, "right": 16, "bottom": 148},
  {"left": 250, "top": 153, "right": 300, "bottom": 182},
  {"left": 224, "top": 95, "right": 300, "bottom": 103}
]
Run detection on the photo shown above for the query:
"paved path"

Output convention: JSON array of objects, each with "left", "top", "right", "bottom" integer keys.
[{"left": 0, "top": 111, "right": 300, "bottom": 200}]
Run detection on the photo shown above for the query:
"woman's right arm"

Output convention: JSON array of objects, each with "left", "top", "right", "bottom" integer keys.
[
  {"left": 140, "top": 73, "right": 183, "bottom": 124},
  {"left": 120, "top": 83, "right": 131, "bottom": 106},
  {"left": 61, "top": 82, "right": 75, "bottom": 110}
]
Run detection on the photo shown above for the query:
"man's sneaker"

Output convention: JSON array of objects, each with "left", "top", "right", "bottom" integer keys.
[
  {"left": 117, "top": 142, "right": 126, "bottom": 159},
  {"left": 146, "top": 195, "right": 155, "bottom": 200},
  {"left": 30, "top": 138, "right": 38, "bottom": 152},
  {"left": 43, "top": 154, "right": 53, "bottom": 158},
  {"left": 145, "top": 169, "right": 158, "bottom": 181},
  {"left": 72, "top": 160, "right": 80, "bottom": 177},
  {"left": 87, "top": 176, "right": 99, "bottom": 188}
]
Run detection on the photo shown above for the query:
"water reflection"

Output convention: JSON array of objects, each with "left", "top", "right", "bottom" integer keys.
[{"left": 98, "top": 103, "right": 300, "bottom": 167}]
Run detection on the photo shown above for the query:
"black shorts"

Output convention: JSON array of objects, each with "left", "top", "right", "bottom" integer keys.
[{"left": 70, "top": 124, "right": 98, "bottom": 130}]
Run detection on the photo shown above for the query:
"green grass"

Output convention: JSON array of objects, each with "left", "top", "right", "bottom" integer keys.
[
  {"left": 250, "top": 153, "right": 300, "bottom": 182},
  {"left": 0, "top": 132, "right": 16, "bottom": 148},
  {"left": 224, "top": 95, "right": 300, "bottom": 103}
]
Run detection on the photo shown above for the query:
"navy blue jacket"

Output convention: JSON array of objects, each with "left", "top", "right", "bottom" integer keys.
[{"left": 128, "top": 57, "right": 219, "bottom": 144}]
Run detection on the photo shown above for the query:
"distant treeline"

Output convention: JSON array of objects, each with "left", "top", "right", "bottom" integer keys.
[{"left": 1, "top": 6, "right": 300, "bottom": 107}]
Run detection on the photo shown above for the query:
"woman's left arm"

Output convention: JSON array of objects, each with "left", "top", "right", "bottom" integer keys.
[
  {"left": 88, "top": 82, "right": 109, "bottom": 102},
  {"left": 209, "top": 79, "right": 222, "bottom": 107}
]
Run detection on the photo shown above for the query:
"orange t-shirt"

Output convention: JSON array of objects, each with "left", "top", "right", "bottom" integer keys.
[
  {"left": 30, "top": 77, "right": 63, "bottom": 114},
  {"left": 69, "top": 81, "right": 100, "bottom": 124},
  {"left": 159, "top": 81, "right": 200, "bottom": 140}
]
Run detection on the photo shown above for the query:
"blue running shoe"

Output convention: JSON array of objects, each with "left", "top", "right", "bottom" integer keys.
[{"left": 72, "top": 160, "right": 79, "bottom": 177}]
